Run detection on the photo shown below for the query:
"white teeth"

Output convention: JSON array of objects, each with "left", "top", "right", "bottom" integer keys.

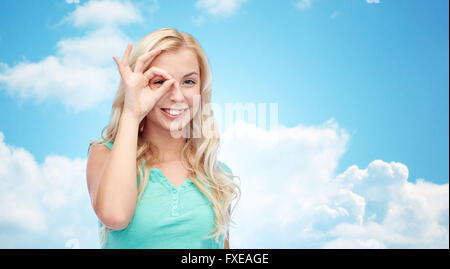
[{"left": 164, "top": 109, "right": 185, "bottom": 115}]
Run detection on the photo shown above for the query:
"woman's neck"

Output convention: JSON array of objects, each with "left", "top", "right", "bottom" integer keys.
[{"left": 142, "top": 125, "right": 187, "bottom": 163}]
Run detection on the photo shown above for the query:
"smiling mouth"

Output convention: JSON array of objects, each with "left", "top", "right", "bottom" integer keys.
[{"left": 160, "top": 108, "right": 188, "bottom": 118}]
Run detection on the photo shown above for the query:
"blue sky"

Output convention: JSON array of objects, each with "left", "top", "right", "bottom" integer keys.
[{"left": 0, "top": 0, "right": 448, "bottom": 248}]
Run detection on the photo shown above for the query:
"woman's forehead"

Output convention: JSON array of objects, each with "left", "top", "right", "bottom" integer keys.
[{"left": 150, "top": 48, "right": 199, "bottom": 73}]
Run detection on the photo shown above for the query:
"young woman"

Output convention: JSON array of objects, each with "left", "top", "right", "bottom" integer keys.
[{"left": 86, "top": 27, "right": 241, "bottom": 249}]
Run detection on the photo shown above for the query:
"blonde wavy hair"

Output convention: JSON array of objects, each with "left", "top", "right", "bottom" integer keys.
[{"left": 89, "top": 27, "right": 241, "bottom": 247}]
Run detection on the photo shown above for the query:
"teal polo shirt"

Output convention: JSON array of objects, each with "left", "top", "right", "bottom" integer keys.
[{"left": 87, "top": 138, "right": 230, "bottom": 249}]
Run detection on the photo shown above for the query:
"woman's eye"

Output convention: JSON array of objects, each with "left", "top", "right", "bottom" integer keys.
[{"left": 153, "top": 79, "right": 196, "bottom": 86}]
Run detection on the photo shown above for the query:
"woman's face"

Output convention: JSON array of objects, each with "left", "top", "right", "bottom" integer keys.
[{"left": 144, "top": 47, "right": 201, "bottom": 137}]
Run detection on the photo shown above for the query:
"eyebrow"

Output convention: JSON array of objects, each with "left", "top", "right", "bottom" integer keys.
[{"left": 184, "top": 71, "right": 199, "bottom": 78}]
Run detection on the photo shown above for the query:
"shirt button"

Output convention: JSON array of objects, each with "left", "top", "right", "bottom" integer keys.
[{"left": 173, "top": 205, "right": 178, "bottom": 209}]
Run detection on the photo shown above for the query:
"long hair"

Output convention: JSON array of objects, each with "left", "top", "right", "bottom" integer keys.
[{"left": 89, "top": 27, "right": 241, "bottom": 247}]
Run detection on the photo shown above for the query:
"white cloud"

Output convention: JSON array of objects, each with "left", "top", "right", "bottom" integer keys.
[
  {"left": 195, "top": 0, "right": 248, "bottom": 18},
  {"left": 366, "top": 0, "right": 380, "bottom": 3},
  {"left": 0, "top": 27, "right": 126, "bottom": 111},
  {"left": 66, "top": 0, "right": 80, "bottom": 4},
  {"left": 295, "top": 0, "right": 313, "bottom": 10},
  {"left": 0, "top": 0, "right": 155, "bottom": 111},
  {"left": 0, "top": 131, "right": 99, "bottom": 248},
  {"left": 219, "top": 119, "right": 449, "bottom": 248},
  {"left": 64, "top": 0, "right": 143, "bottom": 27}
]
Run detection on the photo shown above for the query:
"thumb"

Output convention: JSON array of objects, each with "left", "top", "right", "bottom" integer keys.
[{"left": 153, "top": 78, "right": 175, "bottom": 99}]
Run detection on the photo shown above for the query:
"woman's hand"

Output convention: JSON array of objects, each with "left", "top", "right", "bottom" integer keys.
[{"left": 113, "top": 43, "right": 175, "bottom": 122}]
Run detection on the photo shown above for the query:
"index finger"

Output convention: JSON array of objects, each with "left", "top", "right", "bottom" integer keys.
[
  {"left": 134, "top": 49, "right": 163, "bottom": 73},
  {"left": 122, "top": 43, "right": 132, "bottom": 67},
  {"left": 143, "top": 66, "right": 173, "bottom": 81}
]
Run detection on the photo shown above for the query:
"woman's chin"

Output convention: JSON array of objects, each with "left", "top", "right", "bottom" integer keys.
[{"left": 158, "top": 118, "right": 191, "bottom": 137}]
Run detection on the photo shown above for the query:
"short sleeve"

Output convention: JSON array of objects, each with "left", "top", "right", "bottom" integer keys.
[
  {"left": 218, "top": 161, "right": 234, "bottom": 181},
  {"left": 87, "top": 138, "right": 114, "bottom": 156}
]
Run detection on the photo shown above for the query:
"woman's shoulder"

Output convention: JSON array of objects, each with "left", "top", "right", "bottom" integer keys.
[
  {"left": 87, "top": 137, "right": 114, "bottom": 156},
  {"left": 218, "top": 161, "right": 232, "bottom": 174},
  {"left": 217, "top": 161, "right": 239, "bottom": 185}
]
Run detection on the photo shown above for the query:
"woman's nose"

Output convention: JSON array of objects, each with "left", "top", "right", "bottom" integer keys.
[{"left": 169, "top": 81, "right": 184, "bottom": 101}]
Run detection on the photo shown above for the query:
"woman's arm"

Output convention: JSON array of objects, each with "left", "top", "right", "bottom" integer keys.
[{"left": 86, "top": 111, "right": 140, "bottom": 230}]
